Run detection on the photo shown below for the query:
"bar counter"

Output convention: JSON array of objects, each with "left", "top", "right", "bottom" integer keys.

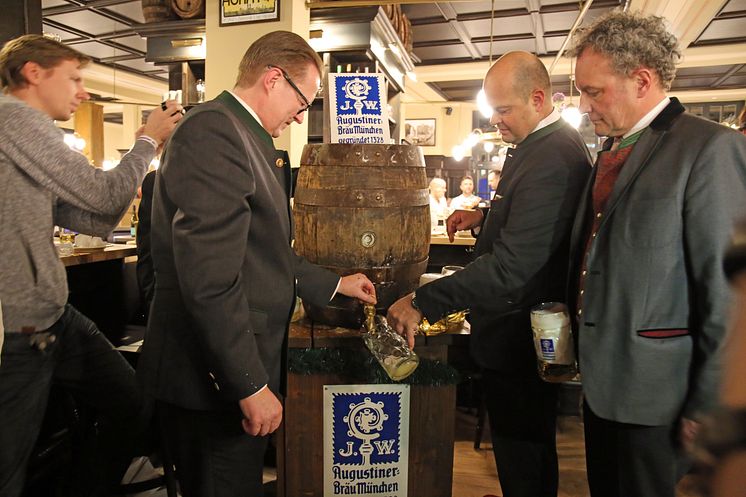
[
  {"left": 63, "top": 244, "right": 137, "bottom": 345},
  {"left": 430, "top": 233, "right": 477, "bottom": 246},
  {"left": 428, "top": 233, "right": 476, "bottom": 272},
  {"left": 60, "top": 243, "right": 136, "bottom": 267}
]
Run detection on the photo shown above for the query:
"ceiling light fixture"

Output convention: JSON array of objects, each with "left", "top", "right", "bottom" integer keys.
[{"left": 561, "top": 58, "right": 582, "bottom": 129}]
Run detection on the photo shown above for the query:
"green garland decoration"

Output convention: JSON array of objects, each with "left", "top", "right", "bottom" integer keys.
[{"left": 288, "top": 347, "right": 460, "bottom": 386}]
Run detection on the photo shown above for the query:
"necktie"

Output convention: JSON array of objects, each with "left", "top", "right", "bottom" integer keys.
[{"left": 610, "top": 136, "right": 622, "bottom": 151}]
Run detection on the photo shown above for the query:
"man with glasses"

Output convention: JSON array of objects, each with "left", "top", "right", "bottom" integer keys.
[{"left": 138, "top": 31, "right": 376, "bottom": 496}]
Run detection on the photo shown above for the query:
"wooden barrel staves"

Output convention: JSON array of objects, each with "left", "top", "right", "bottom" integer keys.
[
  {"left": 141, "top": 0, "right": 176, "bottom": 22},
  {"left": 294, "top": 144, "right": 430, "bottom": 329},
  {"left": 171, "top": 0, "right": 205, "bottom": 19}
]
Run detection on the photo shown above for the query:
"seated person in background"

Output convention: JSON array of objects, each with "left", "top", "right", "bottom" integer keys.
[
  {"left": 428, "top": 177, "right": 449, "bottom": 232},
  {"left": 449, "top": 175, "right": 481, "bottom": 211},
  {"left": 738, "top": 105, "right": 746, "bottom": 136}
]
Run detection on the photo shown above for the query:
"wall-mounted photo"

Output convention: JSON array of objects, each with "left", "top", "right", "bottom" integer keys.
[
  {"left": 404, "top": 118, "right": 436, "bottom": 147},
  {"left": 220, "top": 0, "right": 280, "bottom": 26}
]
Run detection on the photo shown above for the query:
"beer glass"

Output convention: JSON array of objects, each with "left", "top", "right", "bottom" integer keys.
[
  {"left": 362, "top": 304, "right": 419, "bottom": 381},
  {"left": 530, "top": 302, "right": 577, "bottom": 382}
]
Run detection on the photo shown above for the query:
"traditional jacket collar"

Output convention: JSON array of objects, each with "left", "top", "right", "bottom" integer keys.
[
  {"left": 518, "top": 118, "right": 567, "bottom": 148},
  {"left": 216, "top": 90, "right": 275, "bottom": 149},
  {"left": 649, "top": 96, "right": 685, "bottom": 132}
]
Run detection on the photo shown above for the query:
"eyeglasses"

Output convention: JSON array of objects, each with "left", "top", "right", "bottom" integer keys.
[{"left": 267, "top": 65, "right": 312, "bottom": 115}]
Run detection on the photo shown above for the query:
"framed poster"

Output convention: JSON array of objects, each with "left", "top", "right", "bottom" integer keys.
[
  {"left": 220, "top": 0, "right": 280, "bottom": 26},
  {"left": 404, "top": 118, "right": 436, "bottom": 146}
]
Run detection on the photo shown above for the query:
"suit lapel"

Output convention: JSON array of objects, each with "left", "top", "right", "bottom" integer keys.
[
  {"left": 597, "top": 99, "right": 684, "bottom": 229},
  {"left": 216, "top": 91, "right": 293, "bottom": 233}
]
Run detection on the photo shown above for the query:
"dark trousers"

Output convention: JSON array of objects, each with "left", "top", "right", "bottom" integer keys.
[
  {"left": 158, "top": 400, "right": 269, "bottom": 497},
  {"left": 0, "top": 305, "right": 147, "bottom": 497},
  {"left": 583, "top": 400, "right": 689, "bottom": 497},
  {"left": 482, "top": 370, "right": 560, "bottom": 497}
]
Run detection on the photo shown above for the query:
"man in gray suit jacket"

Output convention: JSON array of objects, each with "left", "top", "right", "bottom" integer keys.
[
  {"left": 388, "top": 52, "right": 591, "bottom": 497},
  {"left": 138, "top": 31, "right": 376, "bottom": 497},
  {"left": 568, "top": 11, "right": 746, "bottom": 497}
]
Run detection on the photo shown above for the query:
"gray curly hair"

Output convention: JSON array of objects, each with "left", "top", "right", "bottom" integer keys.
[{"left": 568, "top": 10, "right": 680, "bottom": 90}]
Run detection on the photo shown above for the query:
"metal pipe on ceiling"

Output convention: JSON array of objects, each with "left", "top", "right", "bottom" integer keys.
[{"left": 548, "top": 0, "right": 595, "bottom": 75}]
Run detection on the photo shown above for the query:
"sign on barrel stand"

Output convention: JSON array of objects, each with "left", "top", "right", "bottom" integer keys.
[{"left": 323, "top": 384, "right": 409, "bottom": 497}]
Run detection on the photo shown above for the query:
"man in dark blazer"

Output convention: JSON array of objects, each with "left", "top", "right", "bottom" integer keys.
[
  {"left": 137, "top": 31, "right": 375, "bottom": 497},
  {"left": 567, "top": 11, "right": 746, "bottom": 497},
  {"left": 388, "top": 52, "right": 592, "bottom": 497}
]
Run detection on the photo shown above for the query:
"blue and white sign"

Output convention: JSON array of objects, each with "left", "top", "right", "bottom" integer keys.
[
  {"left": 329, "top": 73, "right": 390, "bottom": 145},
  {"left": 324, "top": 384, "right": 409, "bottom": 497}
]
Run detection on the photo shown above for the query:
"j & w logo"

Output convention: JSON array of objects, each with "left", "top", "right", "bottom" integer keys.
[{"left": 332, "top": 392, "right": 401, "bottom": 465}]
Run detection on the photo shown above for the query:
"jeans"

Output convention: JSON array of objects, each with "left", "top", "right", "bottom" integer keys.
[{"left": 0, "top": 305, "right": 147, "bottom": 497}]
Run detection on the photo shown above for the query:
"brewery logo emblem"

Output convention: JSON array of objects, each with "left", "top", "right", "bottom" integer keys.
[
  {"left": 324, "top": 385, "right": 409, "bottom": 496},
  {"left": 328, "top": 73, "right": 390, "bottom": 145},
  {"left": 336, "top": 77, "right": 377, "bottom": 116},
  {"left": 540, "top": 338, "right": 557, "bottom": 360}
]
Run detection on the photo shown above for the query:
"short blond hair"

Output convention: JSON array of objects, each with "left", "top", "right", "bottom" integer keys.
[
  {"left": 0, "top": 34, "right": 90, "bottom": 91},
  {"left": 235, "top": 31, "right": 323, "bottom": 88}
]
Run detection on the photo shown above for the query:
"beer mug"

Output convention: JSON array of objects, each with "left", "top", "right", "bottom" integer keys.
[
  {"left": 530, "top": 302, "right": 578, "bottom": 382},
  {"left": 362, "top": 304, "right": 419, "bottom": 381},
  {"left": 57, "top": 228, "right": 75, "bottom": 257},
  {"left": 441, "top": 265, "right": 464, "bottom": 276}
]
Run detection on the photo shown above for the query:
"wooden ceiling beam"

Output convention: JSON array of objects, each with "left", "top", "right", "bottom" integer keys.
[{"left": 627, "top": 0, "right": 728, "bottom": 48}]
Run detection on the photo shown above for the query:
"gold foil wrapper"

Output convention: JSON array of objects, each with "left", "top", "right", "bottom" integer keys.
[{"left": 418, "top": 310, "right": 468, "bottom": 336}]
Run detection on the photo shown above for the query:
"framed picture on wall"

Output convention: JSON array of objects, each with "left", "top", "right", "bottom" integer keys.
[
  {"left": 404, "top": 118, "right": 436, "bottom": 147},
  {"left": 220, "top": 0, "right": 280, "bottom": 26}
]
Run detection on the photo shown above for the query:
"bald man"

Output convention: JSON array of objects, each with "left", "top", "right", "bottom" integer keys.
[{"left": 389, "top": 51, "right": 592, "bottom": 497}]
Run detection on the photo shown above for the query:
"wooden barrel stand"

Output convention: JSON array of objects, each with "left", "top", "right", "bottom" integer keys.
[{"left": 278, "top": 320, "right": 457, "bottom": 497}]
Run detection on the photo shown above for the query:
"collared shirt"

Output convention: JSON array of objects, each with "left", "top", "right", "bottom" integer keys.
[
  {"left": 228, "top": 90, "right": 264, "bottom": 127},
  {"left": 530, "top": 108, "right": 561, "bottom": 135},
  {"left": 622, "top": 97, "right": 670, "bottom": 139}
]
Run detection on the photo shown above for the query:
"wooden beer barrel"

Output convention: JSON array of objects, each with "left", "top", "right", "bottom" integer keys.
[
  {"left": 171, "top": 0, "right": 205, "bottom": 19},
  {"left": 141, "top": 0, "right": 176, "bottom": 23},
  {"left": 294, "top": 144, "right": 430, "bottom": 328}
]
